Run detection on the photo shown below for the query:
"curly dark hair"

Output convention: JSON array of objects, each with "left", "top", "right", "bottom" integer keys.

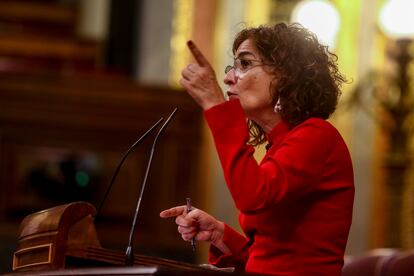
[{"left": 233, "top": 22, "right": 347, "bottom": 146}]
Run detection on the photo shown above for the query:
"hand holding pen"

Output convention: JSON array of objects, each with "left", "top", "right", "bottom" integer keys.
[
  {"left": 186, "top": 197, "right": 196, "bottom": 251},
  {"left": 160, "top": 200, "right": 230, "bottom": 253}
]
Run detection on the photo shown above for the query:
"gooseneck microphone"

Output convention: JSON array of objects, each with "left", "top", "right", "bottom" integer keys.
[
  {"left": 125, "top": 108, "right": 178, "bottom": 266},
  {"left": 95, "top": 117, "right": 165, "bottom": 219}
]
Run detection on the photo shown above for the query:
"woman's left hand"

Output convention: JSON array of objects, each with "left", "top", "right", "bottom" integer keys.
[{"left": 179, "top": 40, "right": 225, "bottom": 110}]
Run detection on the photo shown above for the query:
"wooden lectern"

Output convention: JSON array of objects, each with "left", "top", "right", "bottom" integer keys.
[{"left": 5, "top": 202, "right": 239, "bottom": 276}]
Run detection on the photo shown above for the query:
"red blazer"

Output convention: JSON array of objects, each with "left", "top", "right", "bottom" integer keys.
[{"left": 204, "top": 100, "right": 354, "bottom": 276}]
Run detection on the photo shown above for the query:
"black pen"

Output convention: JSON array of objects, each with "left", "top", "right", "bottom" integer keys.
[{"left": 186, "top": 197, "right": 196, "bottom": 251}]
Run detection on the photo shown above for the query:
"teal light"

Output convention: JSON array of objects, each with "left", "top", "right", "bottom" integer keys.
[{"left": 75, "top": 171, "right": 90, "bottom": 187}]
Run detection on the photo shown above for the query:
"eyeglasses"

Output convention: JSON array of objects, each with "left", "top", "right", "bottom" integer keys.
[{"left": 224, "top": 58, "right": 263, "bottom": 78}]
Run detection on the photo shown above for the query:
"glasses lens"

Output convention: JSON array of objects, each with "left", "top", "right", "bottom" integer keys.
[{"left": 224, "top": 65, "right": 233, "bottom": 74}]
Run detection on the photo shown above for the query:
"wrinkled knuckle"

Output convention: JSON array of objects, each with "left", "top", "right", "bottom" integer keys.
[
  {"left": 182, "top": 234, "right": 192, "bottom": 241},
  {"left": 179, "top": 78, "right": 186, "bottom": 87},
  {"left": 192, "top": 209, "right": 200, "bottom": 216},
  {"left": 199, "top": 70, "right": 209, "bottom": 78},
  {"left": 178, "top": 225, "right": 189, "bottom": 234}
]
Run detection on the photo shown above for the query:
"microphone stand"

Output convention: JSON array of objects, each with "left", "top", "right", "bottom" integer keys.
[
  {"left": 95, "top": 117, "right": 165, "bottom": 219},
  {"left": 125, "top": 108, "right": 178, "bottom": 266}
]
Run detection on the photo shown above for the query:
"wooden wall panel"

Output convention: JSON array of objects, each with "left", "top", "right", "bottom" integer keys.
[{"left": 0, "top": 72, "right": 203, "bottom": 267}]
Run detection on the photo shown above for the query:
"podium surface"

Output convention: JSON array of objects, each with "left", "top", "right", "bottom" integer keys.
[{"left": 3, "top": 266, "right": 233, "bottom": 276}]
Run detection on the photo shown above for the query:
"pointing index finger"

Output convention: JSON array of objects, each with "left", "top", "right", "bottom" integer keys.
[
  {"left": 187, "top": 40, "right": 210, "bottom": 67},
  {"left": 160, "top": 206, "right": 186, "bottom": 218}
]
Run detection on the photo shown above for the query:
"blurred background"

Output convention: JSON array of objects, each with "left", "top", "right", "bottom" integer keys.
[{"left": 0, "top": 0, "right": 414, "bottom": 273}]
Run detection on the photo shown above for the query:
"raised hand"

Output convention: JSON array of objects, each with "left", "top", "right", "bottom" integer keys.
[{"left": 179, "top": 40, "right": 225, "bottom": 110}]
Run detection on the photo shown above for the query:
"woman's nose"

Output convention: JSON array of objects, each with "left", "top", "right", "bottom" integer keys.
[{"left": 224, "top": 69, "right": 237, "bottom": 85}]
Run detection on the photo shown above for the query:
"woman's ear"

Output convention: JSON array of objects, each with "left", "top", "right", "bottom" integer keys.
[
  {"left": 274, "top": 98, "right": 282, "bottom": 113},
  {"left": 269, "top": 74, "right": 281, "bottom": 102}
]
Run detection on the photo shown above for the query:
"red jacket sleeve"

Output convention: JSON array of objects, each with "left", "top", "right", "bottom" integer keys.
[{"left": 208, "top": 224, "right": 249, "bottom": 271}]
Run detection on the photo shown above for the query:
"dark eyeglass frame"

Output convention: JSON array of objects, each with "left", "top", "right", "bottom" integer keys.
[{"left": 224, "top": 58, "right": 264, "bottom": 77}]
